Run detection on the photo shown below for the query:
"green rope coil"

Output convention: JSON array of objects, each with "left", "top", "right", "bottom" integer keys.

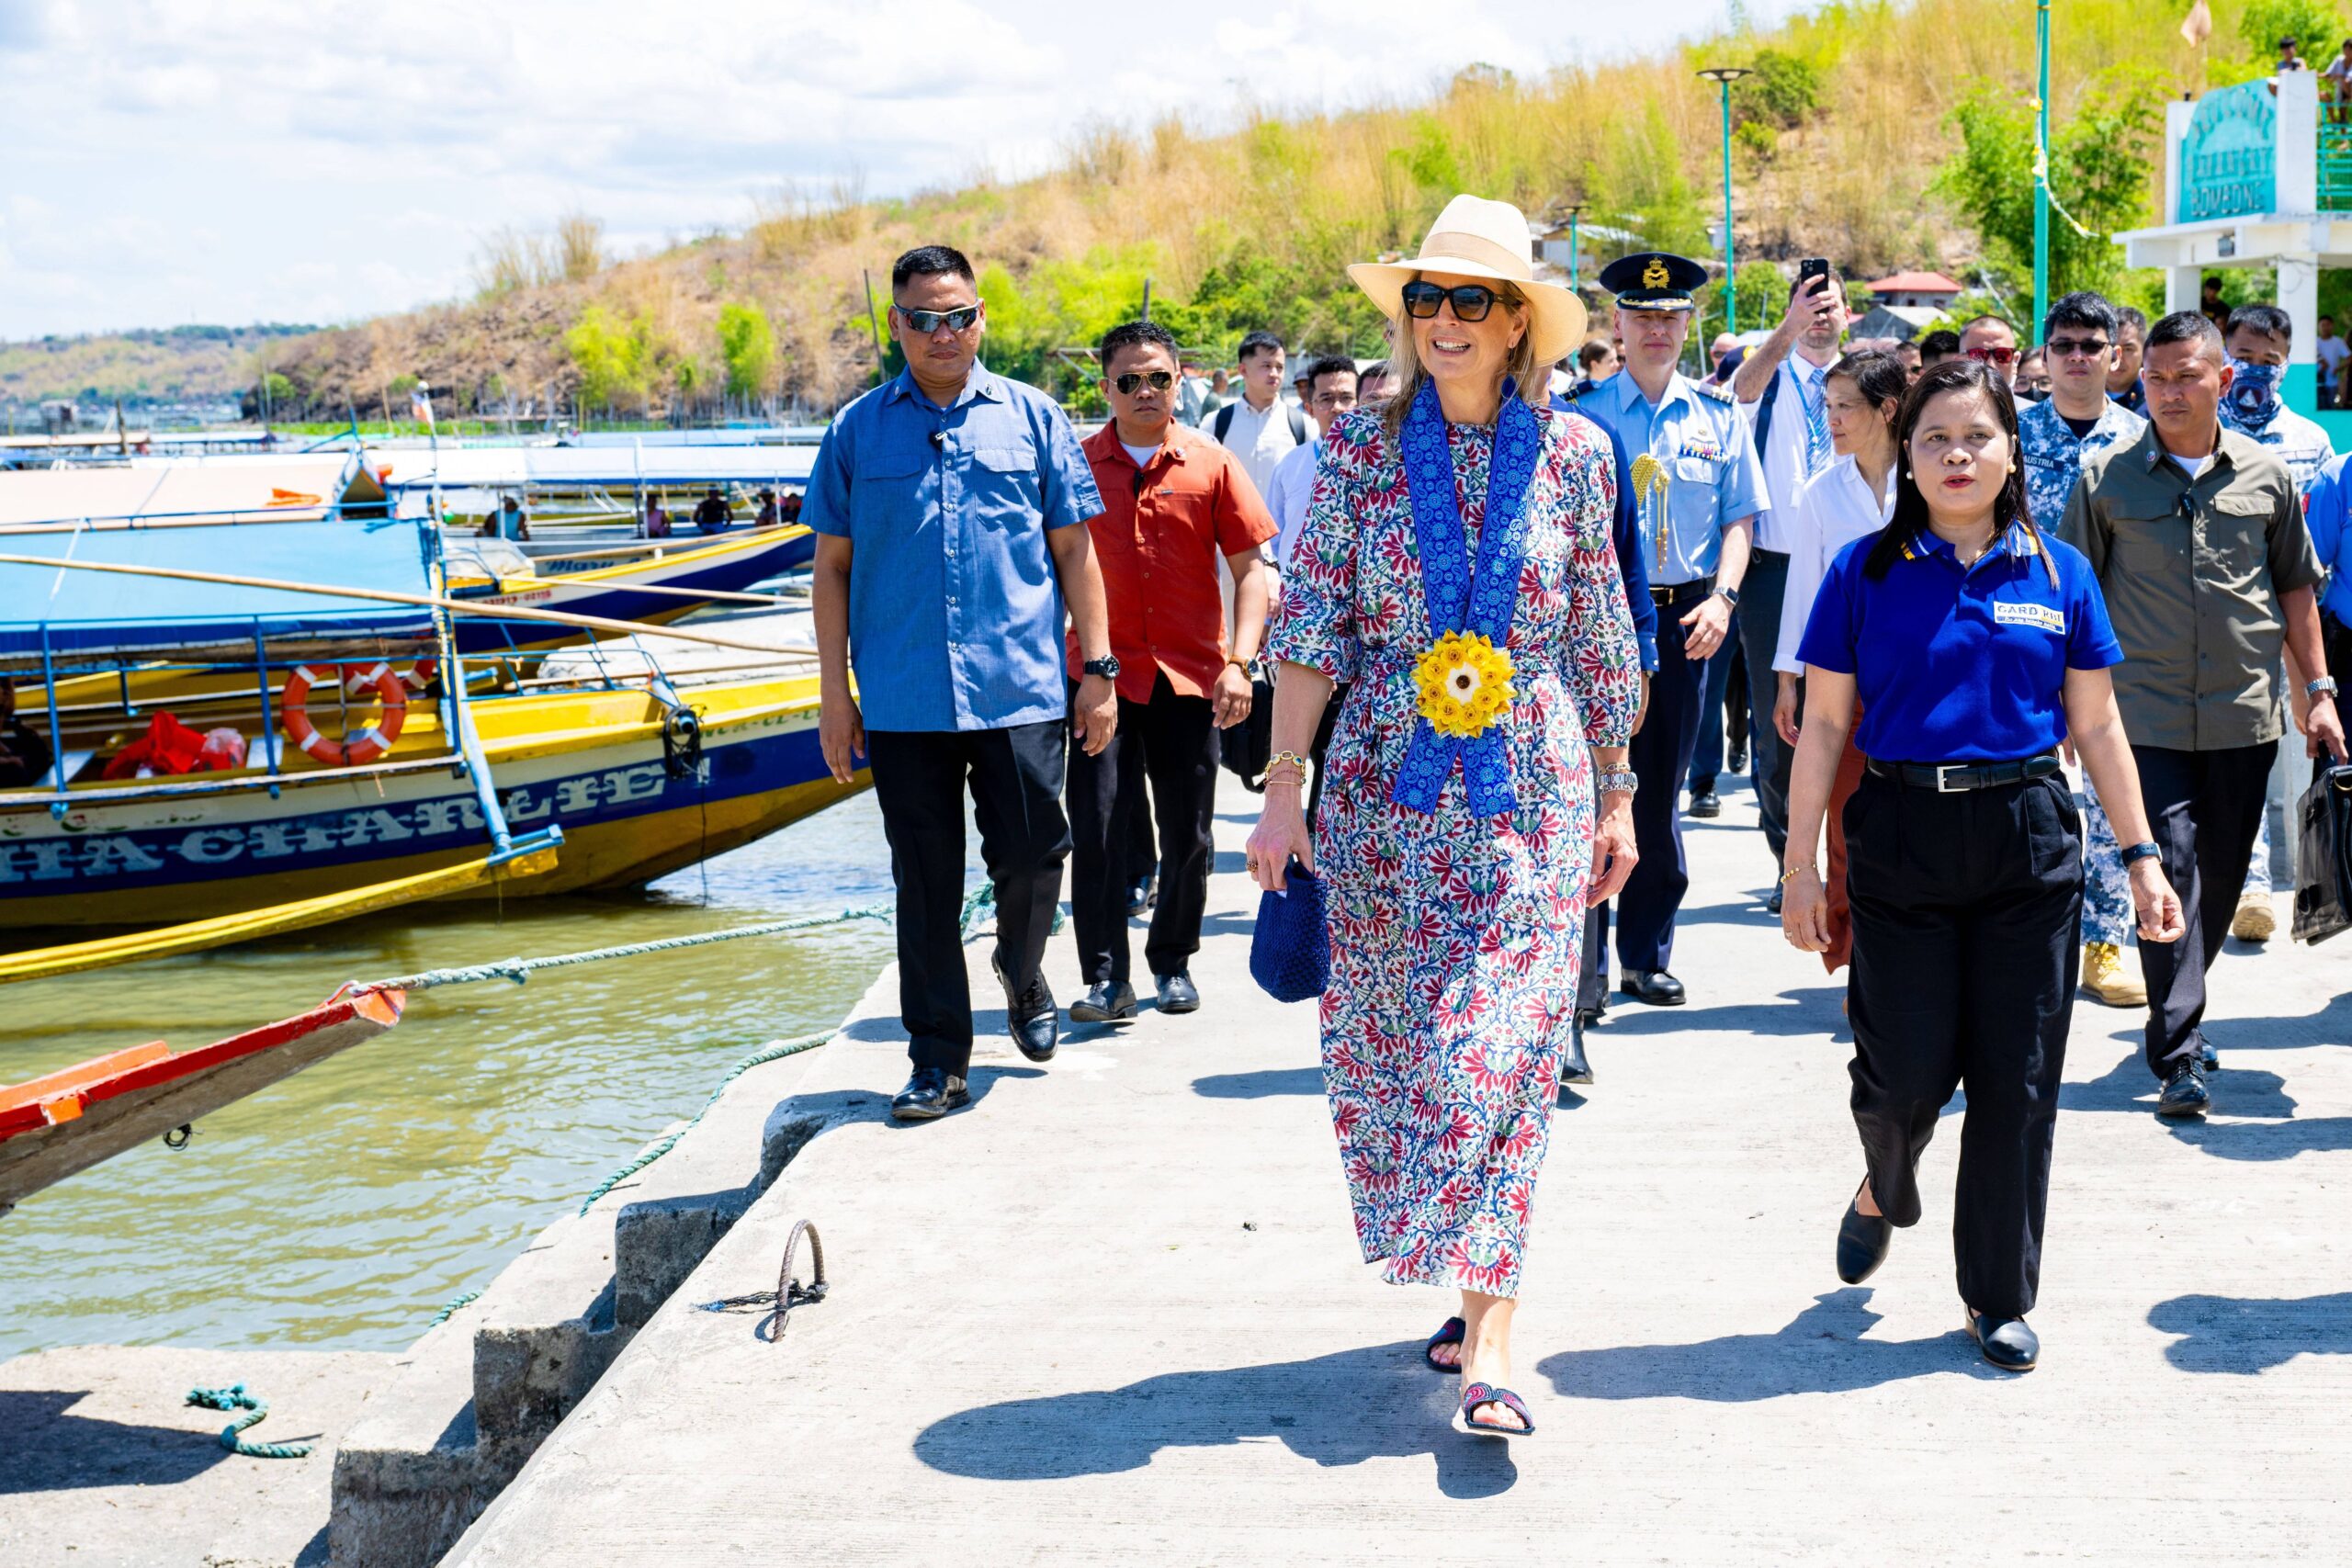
[
  {"left": 185, "top": 1383, "right": 313, "bottom": 1460},
  {"left": 427, "top": 1290, "right": 481, "bottom": 1325},
  {"left": 577, "top": 1031, "right": 835, "bottom": 1215}
]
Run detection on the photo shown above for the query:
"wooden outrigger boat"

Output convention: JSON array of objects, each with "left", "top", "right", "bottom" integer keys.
[
  {"left": 0, "top": 986, "right": 407, "bottom": 1213},
  {"left": 0, "top": 502, "right": 866, "bottom": 979}
]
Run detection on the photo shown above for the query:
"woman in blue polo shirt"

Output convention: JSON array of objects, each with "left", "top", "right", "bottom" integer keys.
[{"left": 1779, "top": 358, "right": 2185, "bottom": 1371}]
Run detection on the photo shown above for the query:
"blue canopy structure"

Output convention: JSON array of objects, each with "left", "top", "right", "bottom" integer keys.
[{"left": 0, "top": 515, "right": 438, "bottom": 664}]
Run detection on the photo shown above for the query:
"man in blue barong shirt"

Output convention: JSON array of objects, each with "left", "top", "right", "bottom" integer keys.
[{"left": 807, "top": 244, "right": 1118, "bottom": 1123}]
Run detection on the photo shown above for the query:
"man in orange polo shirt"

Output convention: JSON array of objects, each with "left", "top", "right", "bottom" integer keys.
[{"left": 1067, "top": 319, "right": 1276, "bottom": 1021}]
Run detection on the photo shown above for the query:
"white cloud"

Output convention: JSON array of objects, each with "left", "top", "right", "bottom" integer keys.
[{"left": 0, "top": 0, "right": 1808, "bottom": 336}]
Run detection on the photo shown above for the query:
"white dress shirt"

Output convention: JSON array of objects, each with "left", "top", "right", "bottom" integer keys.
[
  {"left": 1775, "top": 451, "right": 1896, "bottom": 675},
  {"left": 1745, "top": 351, "right": 1840, "bottom": 554},
  {"left": 1264, "top": 436, "right": 1321, "bottom": 570},
  {"left": 1214, "top": 396, "right": 1302, "bottom": 505}
]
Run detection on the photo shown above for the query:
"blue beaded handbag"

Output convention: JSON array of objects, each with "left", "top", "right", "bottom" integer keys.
[{"left": 1250, "top": 861, "right": 1330, "bottom": 1003}]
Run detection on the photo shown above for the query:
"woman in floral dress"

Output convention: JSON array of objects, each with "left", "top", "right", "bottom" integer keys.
[{"left": 1247, "top": 197, "right": 1641, "bottom": 1439}]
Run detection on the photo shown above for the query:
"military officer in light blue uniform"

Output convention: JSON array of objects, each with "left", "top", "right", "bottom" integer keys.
[
  {"left": 1569, "top": 252, "right": 1762, "bottom": 1007},
  {"left": 2016, "top": 290, "right": 2147, "bottom": 1006}
]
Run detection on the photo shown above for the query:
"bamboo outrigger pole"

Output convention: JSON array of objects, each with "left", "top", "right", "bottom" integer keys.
[{"left": 0, "top": 554, "right": 819, "bottom": 660}]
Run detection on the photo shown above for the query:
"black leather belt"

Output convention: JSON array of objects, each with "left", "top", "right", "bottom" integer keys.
[
  {"left": 1651, "top": 574, "right": 1715, "bottom": 607},
  {"left": 1865, "top": 754, "right": 2063, "bottom": 793}
]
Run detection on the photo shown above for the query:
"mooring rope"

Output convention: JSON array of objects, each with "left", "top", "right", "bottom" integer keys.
[
  {"left": 575, "top": 1031, "right": 835, "bottom": 1215},
  {"left": 185, "top": 1384, "right": 313, "bottom": 1460}
]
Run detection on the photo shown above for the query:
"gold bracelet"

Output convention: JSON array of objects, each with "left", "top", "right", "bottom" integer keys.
[
  {"left": 1266, "top": 750, "right": 1313, "bottom": 774},
  {"left": 1779, "top": 863, "right": 1818, "bottom": 886}
]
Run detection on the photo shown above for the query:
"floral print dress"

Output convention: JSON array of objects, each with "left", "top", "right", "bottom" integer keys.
[{"left": 1269, "top": 402, "right": 1639, "bottom": 1297}]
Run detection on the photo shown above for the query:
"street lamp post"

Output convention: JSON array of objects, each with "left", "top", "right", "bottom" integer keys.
[
  {"left": 1563, "top": 202, "right": 1585, "bottom": 290},
  {"left": 2032, "top": 0, "right": 2052, "bottom": 334},
  {"left": 1696, "top": 67, "right": 1753, "bottom": 334}
]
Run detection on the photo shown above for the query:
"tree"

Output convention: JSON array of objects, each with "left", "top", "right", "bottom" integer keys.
[
  {"left": 1935, "top": 66, "right": 2163, "bottom": 298},
  {"left": 1733, "top": 49, "right": 1821, "bottom": 129},
  {"left": 717, "top": 303, "right": 775, "bottom": 399},
  {"left": 2238, "top": 0, "right": 2343, "bottom": 63}
]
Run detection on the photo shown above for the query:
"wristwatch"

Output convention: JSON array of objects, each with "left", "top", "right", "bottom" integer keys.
[
  {"left": 2120, "top": 840, "right": 2163, "bottom": 866},
  {"left": 1081, "top": 655, "right": 1121, "bottom": 681},
  {"left": 1596, "top": 767, "right": 1639, "bottom": 796},
  {"left": 2307, "top": 676, "right": 2340, "bottom": 701},
  {"left": 1713, "top": 584, "right": 1741, "bottom": 607}
]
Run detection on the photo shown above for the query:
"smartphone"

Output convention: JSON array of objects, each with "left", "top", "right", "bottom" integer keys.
[{"left": 1799, "top": 257, "right": 1832, "bottom": 297}]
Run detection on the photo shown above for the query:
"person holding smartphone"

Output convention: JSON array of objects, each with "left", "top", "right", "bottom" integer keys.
[{"left": 1732, "top": 258, "right": 1849, "bottom": 909}]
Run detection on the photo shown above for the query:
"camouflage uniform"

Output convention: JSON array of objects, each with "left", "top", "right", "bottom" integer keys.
[{"left": 2018, "top": 397, "right": 2146, "bottom": 947}]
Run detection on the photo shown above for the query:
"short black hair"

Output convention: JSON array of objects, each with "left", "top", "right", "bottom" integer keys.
[
  {"left": 1577, "top": 338, "right": 1615, "bottom": 369},
  {"left": 1359, "top": 359, "right": 1391, "bottom": 384},
  {"left": 2043, "top": 290, "right": 2118, "bottom": 343},
  {"left": 891, "top": 244, "right": 974, "bottom": 292},
  {"left": 1097, "top": 319, "right": 1180, "bottom": 371},
  {"left": 1238, "top": 330, "right": 1283, "bottom": 363},
  {"left": 2113, "top": 305, "right": 2148, "bottom": 336},
  {"left": 1302, "top": 355, "right": 1359, "bottom": 394},
  {"left": 1918, "top": 329, "right": 1962, "bottom": 356},
  {"left": 2224, "top": 303, "right": 2292, "bottom": 344},
  {"left": 2147, "top": 310, "right": 2226, "bottom": 358}
]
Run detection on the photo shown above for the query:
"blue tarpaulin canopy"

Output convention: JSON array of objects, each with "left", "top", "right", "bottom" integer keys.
[{"left": 0, "top": 515, "right": 437, "bottom": 664}]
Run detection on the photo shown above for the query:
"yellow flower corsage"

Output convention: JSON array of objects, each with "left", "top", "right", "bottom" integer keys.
[{"left": 1412, "top": 630, "right": 1515, "bottom": 739}]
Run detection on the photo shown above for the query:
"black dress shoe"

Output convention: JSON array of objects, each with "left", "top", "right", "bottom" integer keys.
[
  {"left": 1767, "top": 886, "right": 1784, "bottom": 916},
  {"left": 1127, "top": 874, "right": 1158, "bottom": 918},
  {"left": 1837, "top": 1195, "right": 1893, "bottom": 1284},
  {"left": 1619, "top": 969, "right": 1686, "bottom": 1006},
  {"left": 1689, "top": 788, "right": 1723, "bottom": 818},
  {"left": 1155, "top": 970, "right": 1201, "bottom": 1013},
  {"left": 2156, "top": 1061, "right": 2211, "bottom": 1118},
  {"left": 891, "top": 1066, "right": 968, "bottom": 1122},
  {"left": 1727, "top": 742, "right": 1748, "bottom": 774},
  {"left": 1967, "top": 1311, "right": 2040, "bottom": 1371},
  {"left": 1561, "top": 1009, "right": 1593, "bottom": 1086},
  {"left": 2199, "top": 1038, "right": 2220, "bottom": 1072},
  {"left": 1069, "top": 979, "right": 1137, "bottom": 1023},
  {"left": 992, "top": 953, "right": 1058, "bottom": 1063}
]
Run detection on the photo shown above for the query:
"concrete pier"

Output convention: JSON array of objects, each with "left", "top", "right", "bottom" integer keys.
[{"left": 441, "top": 784, "right": 2352, "bottom": 1565}]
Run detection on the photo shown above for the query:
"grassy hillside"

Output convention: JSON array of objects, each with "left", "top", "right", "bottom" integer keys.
[
  {"left": 36, "top": 0, "right": 2340, "bottom": 423},
  {"left": 0, "top": 323, "right": 317, "bottom": 414}
]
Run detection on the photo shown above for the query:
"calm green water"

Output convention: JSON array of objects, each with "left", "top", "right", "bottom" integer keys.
[{"left": 0, "top": 793, "right": 901, "bottom": 1359}]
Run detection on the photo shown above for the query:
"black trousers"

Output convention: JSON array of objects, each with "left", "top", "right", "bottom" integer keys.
[
  {"left": 1734, "top": 548, "right": 1793, "bottom": 863},
  {"left": 1845, "top": 769, "right": 2082, "bottom": 1320},
  {"left": 1613, "top": 582, "right": 1709, "bottom": 974},
  {"left": 866, "top": 722, "right": 1070, "bottom": 1076},
  {"left": 1067, "top": 672, "right": 1218, "bottom": 985},
  {"left": 2131, "top": 742, "right": 2273, "bottom": 1076}
]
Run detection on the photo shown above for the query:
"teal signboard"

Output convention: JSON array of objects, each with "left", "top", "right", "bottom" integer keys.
[{"left": 2178, "top": 82, "right": 2277, "bottom": 221}]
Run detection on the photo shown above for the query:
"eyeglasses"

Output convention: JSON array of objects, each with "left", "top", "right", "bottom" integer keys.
[
  {"left": 1400, "top": 280, "right": 1505, "bottom": 321},
  {"left": 1965, "top": 344, "right": 2018, "bottom": 366},
  {"left": 2045, "top": 337, "right": 2111, "bottom": 360},
  {"left": 898, "top": 304, "right": 980, "bottom": 333},
  {"left": 1113, "top": 370, "right": 1175, "bottom": 394}
]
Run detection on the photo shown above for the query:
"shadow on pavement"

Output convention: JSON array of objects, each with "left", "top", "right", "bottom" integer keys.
[
  {"left": 912, "top": 1342, "right": 1520, "bottom": 1497},
  {"left": 1597, "top": 992, "right": 1844, "bottom": 1038},
  {"left": 0, "top": 1389, "right": 235, "bottom": 1494},
  {"left": 1193, "top": 1066, "right": 1322, "bottom": 1099},
  {"left": 2059, "top": 1048, "right": 2348, "bottom": 1156},
  {"left": 1536, "top": 1288, "right": 1991, "bottom": 1402},
  {"left": 2147, "top": 1292, "right": 2352, "bottom": 1373}
]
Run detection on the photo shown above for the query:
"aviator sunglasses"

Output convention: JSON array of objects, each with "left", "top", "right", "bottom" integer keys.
[
  {"left": 1399, "top": 280, "right": 1508, "bottom": 321},
  {"left": 899, "top": 304, "right": 980, "bottom": 333},
  {"left": 1114, "top": 369, "right": 1176, "bottom": 394}
]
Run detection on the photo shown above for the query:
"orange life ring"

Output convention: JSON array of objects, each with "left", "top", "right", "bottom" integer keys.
[{"left": 282, "top": 661, "right": 407, "bottom": 766}]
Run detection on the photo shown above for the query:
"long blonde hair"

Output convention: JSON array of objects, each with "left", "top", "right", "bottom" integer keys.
[{"left": 1380, "top": 276, "right": 1544, "bottom": 437}]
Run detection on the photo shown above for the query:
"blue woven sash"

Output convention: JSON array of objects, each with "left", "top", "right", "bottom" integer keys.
[{"left": 1390, "top": 378, "right": 1542, "bottom": 818}]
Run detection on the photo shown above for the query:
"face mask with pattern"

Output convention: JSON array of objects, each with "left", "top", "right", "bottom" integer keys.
[{"left": 2224, "top": 358, "right": 2282, "bottom": 434}]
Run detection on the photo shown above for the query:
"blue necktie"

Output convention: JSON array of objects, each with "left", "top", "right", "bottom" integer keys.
[{"left": 1801, "top": 366, "right": 1832, "bottom": 478}]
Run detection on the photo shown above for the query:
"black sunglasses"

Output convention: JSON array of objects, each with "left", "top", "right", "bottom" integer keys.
[
  {"left": 1114, "top": 369, "right": 1175, "bottom": 394},
  {"left": 2044, "top": 336, "right": 2111, "bottom": 359},
  {"left": 1399, "top": 280, "right": 1506, "bottom": 321},
  {"left": 899, "top": 304, "right": 980, "bottom": 333}
]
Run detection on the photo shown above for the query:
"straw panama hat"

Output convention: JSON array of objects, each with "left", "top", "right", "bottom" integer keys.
[{"left": 1348, "top": 195, "right": 1589, "bottom": 368}]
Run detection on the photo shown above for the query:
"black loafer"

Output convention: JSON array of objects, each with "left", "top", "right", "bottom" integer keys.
[
  {"left": 1619, "top": 969, "right": 1686, "bottom": 1006},
  {"left": 1069, "top": 979, "right": 1137, "bottom": 1023},
  {"left": 1727, "top": 743, "right": 1748, "bottom": 774},
  {"left": 1967, "top": 1311, "right": 2039, "bottom": 1371},
  {"left": 1561, "top": 1010, "right": 1593, "bottom": 1086},
  {"left": 1155, "top": 970, "right": 1201, "bottom": 1014},
  {"left": 1836, "top": 1194, "right": 1893, "bottom": 1284},
  {"left": 891, "top": 1066, "right": 968, "bottom": 1122},
  {"left": 2199, "top": 1039, "right": 2220, "bottom": 1072},
  {"left": 1767, "top": 886, "right": 1784, "bottom": 916},
  {"left": 2156, "top": 1061, "right": 2211, "bottom": 1118},
  {"left": 1126, "top": 874, "right": 1158, "bottom": 918},
  {"left": 1689, "top": 788, "right": 1722, "bottom": 818},
  {"left": 993, "top": 954, "right": 1059, "bottom": 1063}
]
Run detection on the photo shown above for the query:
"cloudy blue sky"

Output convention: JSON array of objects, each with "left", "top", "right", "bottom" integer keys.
[{"left": 0, "top": 0, "right": 1803, "bottom": 338}]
